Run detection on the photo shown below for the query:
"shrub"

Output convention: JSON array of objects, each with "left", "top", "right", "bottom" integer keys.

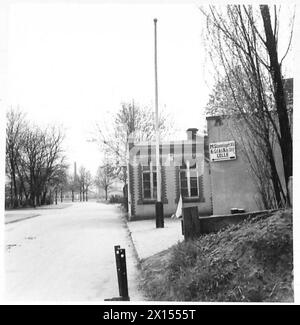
[{"left": 109, "top": 194, "right": 124, "bottom": 204}]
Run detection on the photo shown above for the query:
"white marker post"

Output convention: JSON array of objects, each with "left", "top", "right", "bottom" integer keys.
[{"left": 154, "top": 18, "right": 164, "bottom": 228}]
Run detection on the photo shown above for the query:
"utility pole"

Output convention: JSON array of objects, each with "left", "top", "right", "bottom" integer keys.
[{"left": 154, "top": 18, "right": 164, "bottom": 228}]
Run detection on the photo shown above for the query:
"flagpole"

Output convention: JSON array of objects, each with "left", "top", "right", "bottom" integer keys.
[{"left": 154, "top": 18, "right": 164, "bottom": 228}]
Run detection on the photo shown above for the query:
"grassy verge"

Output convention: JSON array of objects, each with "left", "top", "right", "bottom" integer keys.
[{"left": 139, "top": 210, "right": 293, "bottom": 302}]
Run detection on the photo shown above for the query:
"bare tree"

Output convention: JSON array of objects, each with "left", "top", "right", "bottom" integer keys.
[
  {"left": 6, "top": 108, "right": 26, "bottom": 208},
  {"left": 260, "top": 5, "right": 293, "bottom": 200},
  {"left": 66, "top": 167, "right": 81, "bottom": 202},
  {"left": 95, "top": 101, "right": 171, "bottom": 185},
  {"left": 40, "top": 126, "right": 67, "bottom": 205},
  {"left": 84, "top": 170, "right": 92, "bottom": 202},
  {"left": 78, "top": 166, "right": 86, "bottom": 202},
  {"left": 20, "top": 125, "right": 66, "bottom": 206},
  {"left": 50, "top": 164, "right": 68, "bottom": 204},
  {"left": 5, "top": 108, "right": 67, "bottom": 207},
  {"left": 95, "top": 164, "right": 116, "bottom": 201},
  {"left": 77, "top": 166, "right": 92, "bottom": 202},
  {"left": 202, "top": 5, "right": 294, "bottom": 207}
]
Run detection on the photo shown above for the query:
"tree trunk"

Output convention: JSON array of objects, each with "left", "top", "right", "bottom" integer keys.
[
  {"left": 72, "top": 189, "right": 74, "bottom": 202},
  {"left": 10, "top": 178, "right": 13, "bottom": 208},
  {"left": 105, "top": 187, "right": 108, "bottom": 201},
  {"left": 42, "top": 190, "right": 47, "bottom": 205},
  {"left": 25, "top": 193, "right": 29, "bottom": 206},
  {"left": 30, "top": 192, "right": 35, "bottom": 208},
  {"left": 60, "top": 188, "right": 63, "bottom": 202},
  {"left": 10, "top": 157, "right": 18, "bottom": 208},
  {"left": 55, "top": 189, "right": 58, "bottom": 205},
  {"left": 266, "top": 141, "right": 285, "bottom": 208},
  {"left": 17, "top": 167, "right": 26, "bottom": 206},
  {"left": 260, "top": 5, "right": 293, "bottom": 205}
]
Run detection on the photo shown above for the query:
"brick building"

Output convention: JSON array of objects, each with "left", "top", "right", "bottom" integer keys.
[
  {"left": 127, "top": 129, "right": 211, "bottom": 220},
  {"left": 127, "top": 79, "right": 292, "bottom": 220}
]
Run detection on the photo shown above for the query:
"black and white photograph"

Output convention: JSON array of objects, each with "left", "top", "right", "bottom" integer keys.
[{"left": 0, "top": 0, "right": 297, "bottom": 306}]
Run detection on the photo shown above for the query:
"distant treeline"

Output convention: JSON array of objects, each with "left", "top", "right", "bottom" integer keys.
[{"left": 5, "top": 108, "right": 67, "bottom": 208}]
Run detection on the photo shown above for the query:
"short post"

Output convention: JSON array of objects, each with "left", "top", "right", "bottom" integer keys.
[
  {"left": 155, "top": 202, "right": 164, "bottom": 228},
  {"left": 119, "top": 248, "right": 129, "bottom": 300},
  {"left": 114, "top": 245, "right": 129, "bottom": 301},
  {"left": 182, "top": 206, "right": 201, "bottom": 240},
  {"left": 114, "top": 245, "right": 122, "bottom": 296}
]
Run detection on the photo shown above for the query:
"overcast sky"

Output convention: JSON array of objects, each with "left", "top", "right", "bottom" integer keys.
[
  {"left": 2, "top": 1, "right": 297, "bottom": 176},
  {"left": 5, "top": 2, "right": 212, "bottom": 175}
]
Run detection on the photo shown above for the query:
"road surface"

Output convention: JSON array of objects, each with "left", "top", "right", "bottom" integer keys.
[{"left": 5, "top": 202, "right": 144, "bottom": 302}]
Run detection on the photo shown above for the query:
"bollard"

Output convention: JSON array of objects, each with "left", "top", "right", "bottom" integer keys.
[
  {"left": 114, "top": 245, "right": 122, "bottom": 297},
  {"left": 118, "top": 248, "right": 129, "bottom": 300},
  {"left": 155, "top": 201, "right": 164, "bottom": 228},
  {"left": 105, "top": 245, "right": 130, "bottom": 301}
]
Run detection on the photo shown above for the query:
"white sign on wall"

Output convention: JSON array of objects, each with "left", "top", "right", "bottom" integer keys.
[{"left": 209, "top": 141, "right": 236, "bottom": 162}]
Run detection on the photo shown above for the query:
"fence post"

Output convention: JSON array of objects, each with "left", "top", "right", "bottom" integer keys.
[{"left": 182, "top": 206, "right": 201, "bottom": 240}]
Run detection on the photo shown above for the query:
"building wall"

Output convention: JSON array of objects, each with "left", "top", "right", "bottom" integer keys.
[
  {"left": 128, "top": 115, "right": 289, "bottom": 219},
  {"left": 207, "top": 117, "right": 259, "bottom": 214},
  {"left": 131, "top": 165, "right": 176, "bottom": 220},
  {"left": 200, "top": 160, "right": 213, "bottom": 216},
  {"left": 207, "top": 116, "right": 286, "bottom": 215},
  {"left": 129, "top": 114, "right": 288, "bottom": 219},
  {"left": 129, "top": 160, "right": 212, "bottom": 220}
]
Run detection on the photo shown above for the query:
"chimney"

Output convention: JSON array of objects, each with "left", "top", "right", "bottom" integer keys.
[{"left": 186, "top": 128, "right": 198, "bottom": 141}]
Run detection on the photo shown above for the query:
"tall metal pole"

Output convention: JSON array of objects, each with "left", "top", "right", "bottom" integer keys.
[{"left": 154, "top": 18, "right": 164, "bottom": 228}]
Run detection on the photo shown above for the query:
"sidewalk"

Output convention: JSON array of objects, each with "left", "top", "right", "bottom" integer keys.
[{"left": 126, "top": 217, "right": 184, "bottom": 261}]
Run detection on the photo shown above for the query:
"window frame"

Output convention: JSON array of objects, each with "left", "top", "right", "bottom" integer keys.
[
  {"left": 179, "top": 160, "right": 200, "bottom": 199},
  {"left": 142, "top": 162, "right": 157, "bottom": 200}
]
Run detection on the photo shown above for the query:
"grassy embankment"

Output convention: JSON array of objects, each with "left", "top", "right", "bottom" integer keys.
[{"left": 140, "top": 210, "right": 293, "bottom": 302}]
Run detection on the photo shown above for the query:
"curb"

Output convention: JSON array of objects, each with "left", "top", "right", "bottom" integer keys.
[
  {"left": 119, "top": 210, "right": 143, "bottom": 269},
  {"left": 5, "top": 214, "right": 40, "bottom": 224}
]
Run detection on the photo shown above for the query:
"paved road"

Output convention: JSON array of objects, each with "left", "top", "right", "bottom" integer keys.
[{"left": 5, "top": 202, "right": 144, "bottom": 302}]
